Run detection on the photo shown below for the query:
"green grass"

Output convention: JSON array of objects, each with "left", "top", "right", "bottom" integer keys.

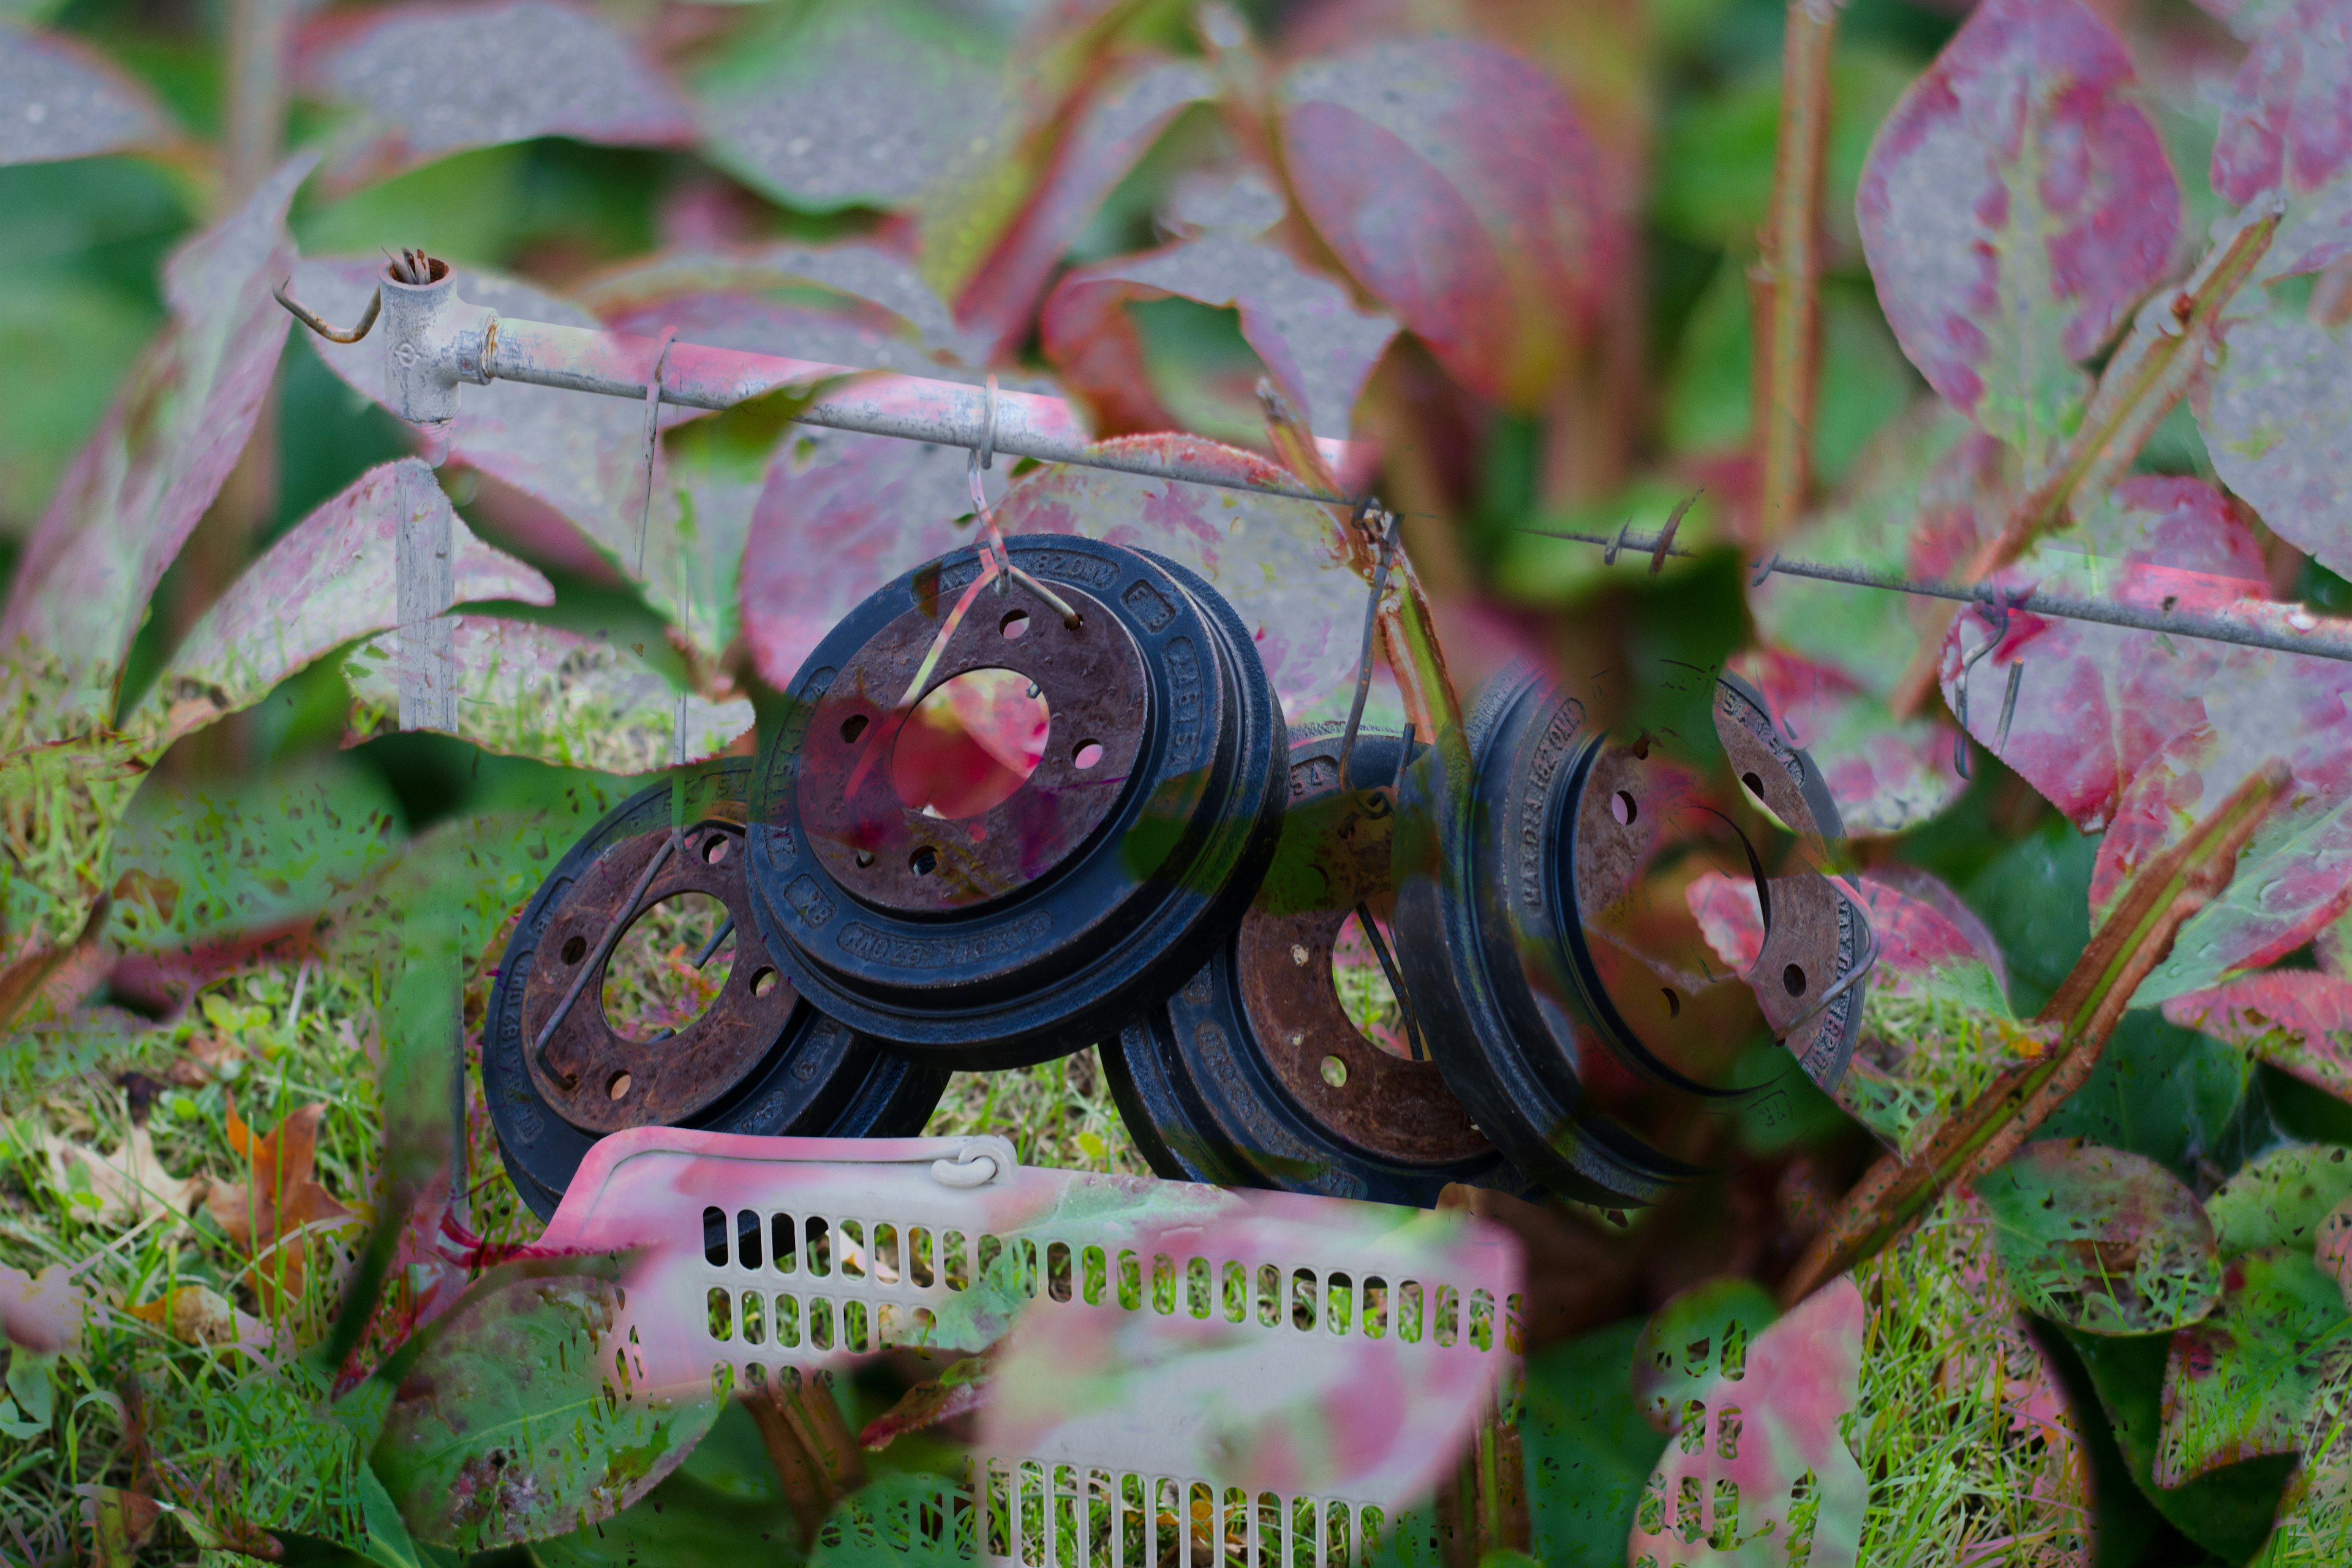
[
  {"left": 0, "top": 960, "right": 385, "bottom": 1559},
  {"left": 1852, "top": 1192, "right": 2097, "bottom": 1567},
  {"left": 0, "top": 938, "right": 1150, "bottom": 1559},
  {"left": 925, "top": 1050, "right": 1143, "bottom": 1177}
]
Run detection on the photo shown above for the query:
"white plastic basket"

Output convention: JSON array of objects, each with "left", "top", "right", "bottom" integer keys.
[{"left": 533, "top": 1128, "right": 1525, "bottom": 1565}]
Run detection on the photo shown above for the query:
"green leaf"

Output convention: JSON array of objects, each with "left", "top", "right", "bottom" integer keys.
[
  {"left": 129, "top": 459, "right": 551, "bottom": 755},
  {"left": 530, "top": 1401, "right": 809, "bottom": 1567},
  {"left": 372, "top": 1264, "right": 724, "bottom": 1550},
  {"left": 2036, "top": 1009, "right": 2251, "bottom": 1185},
  {"left": 1746, "top": 403, "right": 1983, "bottom": 698},
  {"left": 3, "top": 1347, "right": 56, "bottom": 1426},
  {"left": 1628, "top": 1277, "right": 1779, "bottom": 1434},
  {"left": 2211, "top": 1145, "right": 2352, "bottom": 1259},
  {"left": 1652, "top": 45, "right": 1918, "bottom": 262},
  {"left": 1657, "top": 269, "right": 1918, "bottom": 491},
  {"left": 0, "top": 153, "right": 311, "bottom": 733},
  {"left": 356, "top": 1466, "right": 458, "bottom": 1568},
  {"left": 1519, "top": 1319, "right": 1658, "bottom": 1568},
  {"left": 810, "top": 1471, "right": 971, "bottom": 1567},
  {"left": 2157, "top": 1248, "right": 2352, "bottom": 1487},
  {"left": 2063, "top": 1324, "right": 2293, "bottom": 1562},
  {"left": 1975, "top": 1139, "right": 2222, "bottom": 1335},
  {"left": 693, "top": 0, "right": 1009, "bottom": 218},
  {"left": 0, "top": 273, "right": 155, "bottom": 532},
  {"left": 105, "top": 758, "right": 403, "bottom": 954},
  {"left": 658, "top": 375, "right": 856, "bottom": 663}
]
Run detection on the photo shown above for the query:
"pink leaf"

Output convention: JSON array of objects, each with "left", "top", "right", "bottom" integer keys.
[
  {"left": 741, "top": 431, "right": 979, "bottom": 692},
  {"left": 295, "top": 257, "right": 671, "bottom": 578},
  {"left": 0, "top": 154, "right": 312, "bottom": 734},
  {"left": 2166, "top": 970, "right": 2352, "bottom": 1102},
  {"left": 1278, "top": 38, "right": 1610, "bottom": 410},
  {"left": 1694, "top": 865, "right": 2021, "bottom": 1153},
  {"left": 1730, "top": 649, "right": 1964, "bottom": 835},
  {"left": 1042, "top": 228, "right": 1397, "bottom": 440},
  {"left": 0, "top": 23, "right": 175, "bottom": 166},
  {"left": 1686, "top": 870, "right": 1766, "bottom": 974},
  {"left": 1938, "top": 478, "right": 2266, "bottom": 832},
  {"left": 2094, "top": 722, "right": 2352, "bottom": 1005},
  {"left": 2212, "top": 0, "right": 2352, "bottom": 279},
  {"left": 1856, "top": 0, "right": 2180, "bottom": 467},
  {"left": 342, "top": 616, "right": 753, "bottom": 774},
  {"left": 596, "top": 253, "right": 970, "bottom": 666},
  {"left": 984, "top": 1204, "right": 1519, "bottom": 1506},
  {"left": 1626, "top": 1276, "right": 1868, "bottom": 1567},
  {"left": 2200, "top": 308, "right": 2352, "bottom": 581},
  {"left": 1853, "top": 872, "right": 2008, "bottom": 1000},
  {"left": 956, "top": 56, "right": 1219, "bottom": 360},
  {"left": 134, "top": 460, "right": 550, "bottom": 751},
  {"left": 300, "top": 0, "right": 694, "bottom": 190},
  {"left": 581, "top": 241, "right": 965, "bottom": 361},
  {"left": 991, "top": 438, "right": 1365, "bottom": 722}
]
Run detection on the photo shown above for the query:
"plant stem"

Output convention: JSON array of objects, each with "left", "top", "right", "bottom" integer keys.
[
  {"left": 225, "top": 0, "right": 292, "bottom": 203},
  {"left": 1888, "top": 200, "right": 2284, "bottom": 717},
  {"left": 1259, "top": 380, "right": 1466, "bottom": 753},
  {"left": 1779, "top": 763, "right": 2285, "bottom": 1304},
  {"left": 1752, "top": 0, "right": 1844, "bottom": 545}
]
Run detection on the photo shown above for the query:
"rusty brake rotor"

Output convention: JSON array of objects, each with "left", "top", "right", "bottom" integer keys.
[
  {"left": 484, "top": 761, "right": 948, "bottom": 1219},
  {"left": 1104, "top": 728, "right": 1523, "bottom": 1205}
]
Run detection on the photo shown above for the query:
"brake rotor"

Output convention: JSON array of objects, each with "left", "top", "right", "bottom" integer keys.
[
  {"left": 1103, "top": 727, "right": 1523, "bottom": 1205},
  {"left": 747, "top": 535, "right": 1285, "bottom": 1068},
  {"left": 1392, "top": 662, "right": 1871, "bottom": 1205},
  {"left": 484, "top": 761, "right": 947, "bottom": 1219}
]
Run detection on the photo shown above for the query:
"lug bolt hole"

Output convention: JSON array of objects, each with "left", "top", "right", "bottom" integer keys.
[
  {"left": 1074, "top": 741, "right": 1103, "bottom": 771},
  {"left": 750, "top": 968, "right": 778, "bottom": 998},
  {"left": 1783, "top": 963, "right": 1807, "bottom": 997},
  {"left": 910, "top": 845, "right": 938, "bottom": 876},
  {"left": 1320, "top": 1055, "right": 1348, "bottom": 1088},
  {"left": 606, "top": 1071, "right": 632, "bottom": 1101},
  {"left": 1610, "top": 790, "right": 1638, "bottom": 826},
  {"left": 561, "top": 935, "right": 587, "bottom": 965},
  {"left": 841, "top": 714, "right": 869, "bottom": 744},
  {"left": 702, "top": 835, "right": 729, "bottom": 865},
  {"left": 1000, "top": 609, "right": 1030, "bottom": 639}
]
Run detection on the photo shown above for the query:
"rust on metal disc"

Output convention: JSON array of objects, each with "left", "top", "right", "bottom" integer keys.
[
  {"left": 796, "top": 582, "right": 1149, "bottom": 913},
  {"left": 521, "top": 818, "right": 795, "bottom": 1133},
  {"left": 1235, "top": 749, "right": 1491, "bottom": 1166}
]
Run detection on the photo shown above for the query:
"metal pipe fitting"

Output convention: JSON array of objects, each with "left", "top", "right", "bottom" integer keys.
[{"left": 380, "top": 257, "right": 496, "bottom": 425}]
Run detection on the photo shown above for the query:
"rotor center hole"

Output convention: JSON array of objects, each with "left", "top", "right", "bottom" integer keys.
[
  {"left": 598, "top": 889, "right": 735, "bottom": 1045},
  {"left": 891, "top": 666, "right": 1050, "bottom": 820},
  {"left": 1332, "top": 908, "right": 1414, "bottom": 1060}
]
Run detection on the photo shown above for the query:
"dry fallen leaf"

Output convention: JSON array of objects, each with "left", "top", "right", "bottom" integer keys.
[
  {"left": 42, "top": 1123, "right": 204, "bottom": 1225},
  {"left": 1, "top": 1262, "right": 90, "bottom": 1355},
  {"left": 126, "top": 1284, "right": 277, "bottom": 1357},
  {"left": 205, "top": 1098, "right": 355, "bottom": 1305}
]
